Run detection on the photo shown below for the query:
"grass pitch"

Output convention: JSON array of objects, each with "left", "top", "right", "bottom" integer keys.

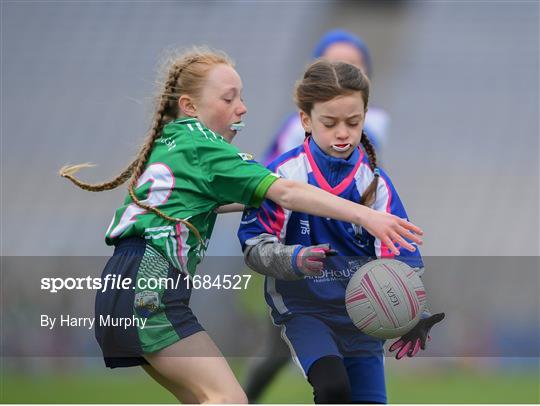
[{"left": 1, "top": 361, "right": 538, "bottom": 403}]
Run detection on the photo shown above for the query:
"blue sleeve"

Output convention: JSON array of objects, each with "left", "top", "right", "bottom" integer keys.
[{"left": 237, "top": 198, "right": 288, "bottom": 251}]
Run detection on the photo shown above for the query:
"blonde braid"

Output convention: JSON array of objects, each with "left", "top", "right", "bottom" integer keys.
[
  {"left": 59, "top": 157, "right": 138, "bottom": 191},
  {"left": 127, "top": 61, "right": 202, "bottom": 242}
]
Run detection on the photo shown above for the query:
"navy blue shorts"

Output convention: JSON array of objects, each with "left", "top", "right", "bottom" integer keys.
[
  {"left": 95, "top": 238, "right": 204, "bottom": 368},
  {"left": 281, "top": 314, "right": 386, "bottom": 403}
]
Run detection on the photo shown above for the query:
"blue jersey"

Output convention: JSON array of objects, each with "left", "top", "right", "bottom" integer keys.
[{"left": 238, "top": 137, "right": 423, "bottom": 326}]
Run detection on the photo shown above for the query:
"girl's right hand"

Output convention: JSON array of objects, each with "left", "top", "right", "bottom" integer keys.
[
  {"left": 294, "top": 244, "right": 333, "bottom": 277},
  {"left": 361, "top": 209, "right": 423, "bottom": 255}
]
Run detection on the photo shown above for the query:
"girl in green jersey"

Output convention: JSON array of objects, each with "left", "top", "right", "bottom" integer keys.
[{"left": 60, "top": 47, "right": 423, "bottom": 404}]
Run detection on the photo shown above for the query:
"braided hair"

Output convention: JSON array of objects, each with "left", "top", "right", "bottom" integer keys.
[
  {"left": 359, "top": 132, "right": 379, "bottom": 207},
  {"left": 60, "top": 47, "right": 234, "bottom": 240}
]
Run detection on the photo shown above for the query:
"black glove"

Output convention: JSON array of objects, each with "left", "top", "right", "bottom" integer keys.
[{"left": 388, "top": 313, "right": 445, "bottom": 359}]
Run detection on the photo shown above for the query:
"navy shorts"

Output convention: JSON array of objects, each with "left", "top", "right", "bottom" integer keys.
[
  {"left": 95, "top": 238, "right": 204, "bottom": 368},
  {"left": 280, "top": 314, "right": 386, "bottom": 403}
]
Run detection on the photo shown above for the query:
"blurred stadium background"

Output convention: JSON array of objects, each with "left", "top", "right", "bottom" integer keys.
[{"left": 1, "top": 0, "right": 539, "bottom": 403}]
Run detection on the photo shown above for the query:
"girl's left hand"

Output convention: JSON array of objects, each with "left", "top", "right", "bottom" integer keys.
[
  {"left": 361, "top": 210, "right": 423, "bottom": 255},
  {"left": 388, "top": 313, "right": 445, "bottom": 359}
]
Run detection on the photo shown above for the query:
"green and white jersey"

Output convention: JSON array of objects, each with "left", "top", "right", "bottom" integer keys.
[{"left": 105, "top": 118, "right": 279, "bottom": 276}]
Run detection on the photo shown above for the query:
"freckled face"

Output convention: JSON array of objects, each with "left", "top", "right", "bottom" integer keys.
[{"left": 196, "top": 64, "right": 247, "bottom": 142}]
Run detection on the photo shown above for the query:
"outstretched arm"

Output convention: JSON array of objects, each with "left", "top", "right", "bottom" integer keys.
[{"left": 265, "top": 178, "right": 423, "bottom": 256}]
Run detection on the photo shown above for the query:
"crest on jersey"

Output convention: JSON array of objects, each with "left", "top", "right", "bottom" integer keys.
[{"left": 237, "top": 152, "right": 255, "bottom": 162}]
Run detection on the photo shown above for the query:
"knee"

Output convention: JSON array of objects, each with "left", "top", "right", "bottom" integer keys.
[
  {"left": 313, "top": 379, "right": 352, "bottom": 404},
  {"left": 208, "top": 388, "right": 248, "bottom": 404},
  {"left": 230, "top": 389, "right": 249, "bottom": 405}
]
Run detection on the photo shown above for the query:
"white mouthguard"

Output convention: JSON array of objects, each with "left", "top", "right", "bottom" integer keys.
[
  {"left": 230, "top": 122, "right": 245, "bottom": 131},
  {"left": 331, "top": 144, "right": 351, "bottom": 152}
]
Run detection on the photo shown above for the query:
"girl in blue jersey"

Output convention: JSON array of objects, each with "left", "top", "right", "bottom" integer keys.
[
  {"left": 61, "top": 48, "right": 425, "bottom": 404},
  {"left": 245, "top": 30, "right": 391, "bottom": 402},
  {"left": 238, "top": 60, "right": 444, "bottom": 404}
]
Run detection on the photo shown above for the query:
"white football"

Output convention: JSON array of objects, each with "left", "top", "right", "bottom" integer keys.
[{"left": 345, "top": 258, "right": 426, "bottom": 339}]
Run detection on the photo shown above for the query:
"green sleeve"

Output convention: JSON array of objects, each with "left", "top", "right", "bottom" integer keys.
[
  {"left": 196, "top": 135, "right": 279, "bottom": 207},
  {"left": 249, "top": 173, "right": 279, "bottom": 208}
]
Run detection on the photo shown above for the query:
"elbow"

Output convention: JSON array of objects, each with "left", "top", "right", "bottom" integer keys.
[
  {"left": 270, "top": 179, "right": 297, "bottom": 209},
  {"left": 243, "top": 245, "right": 259, "bottom": 274}
]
